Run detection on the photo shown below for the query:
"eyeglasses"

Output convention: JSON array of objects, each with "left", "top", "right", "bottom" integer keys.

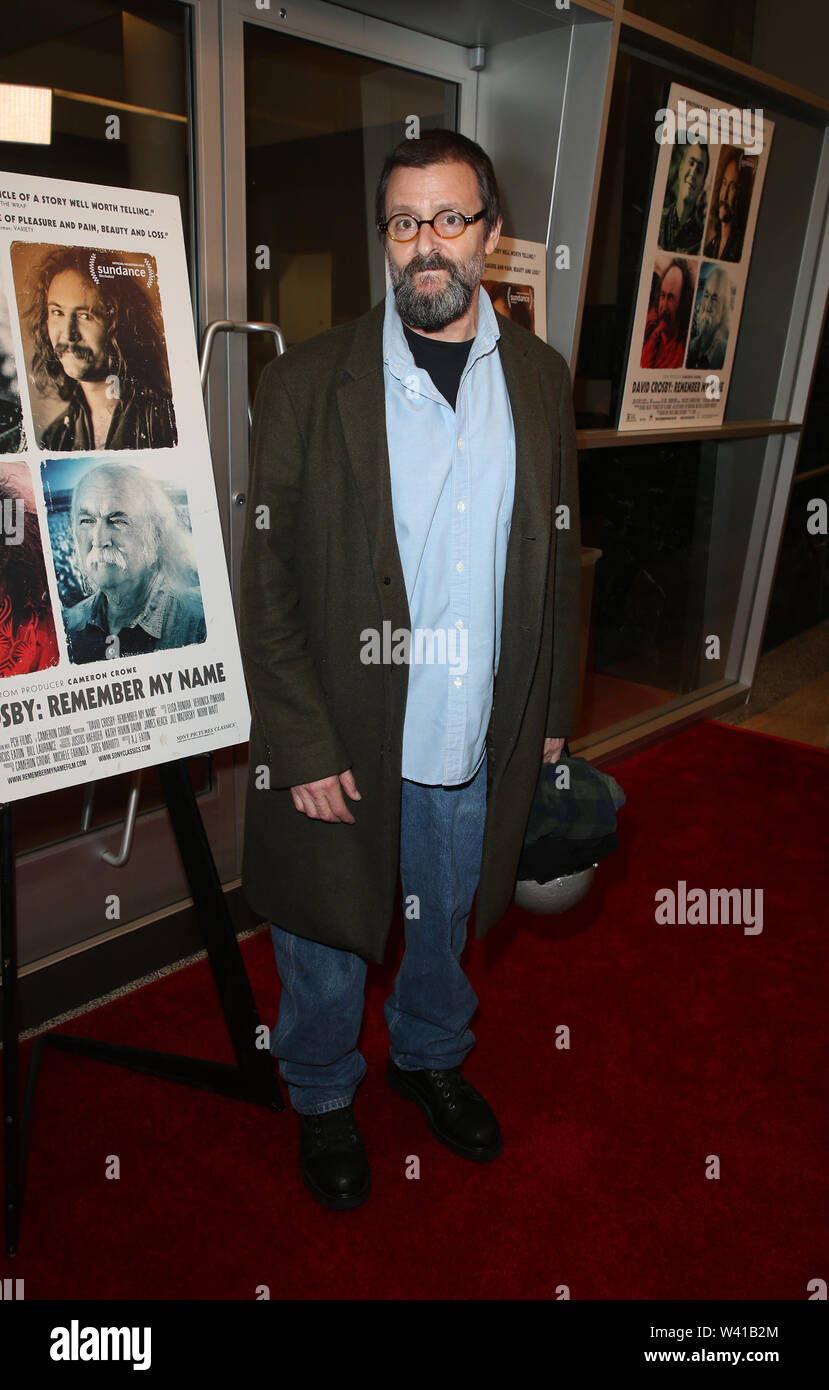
[{"left": 378, "top": 208, "right": 487, "bottom": 242}]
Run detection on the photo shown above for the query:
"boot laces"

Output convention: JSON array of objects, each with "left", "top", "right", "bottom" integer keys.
[
  {"left": 427, "top": 1068, "right": 476, "bottom": 1108},
  {"left": 310, "top": 1105, "right": 359, "bottom": 1149}
]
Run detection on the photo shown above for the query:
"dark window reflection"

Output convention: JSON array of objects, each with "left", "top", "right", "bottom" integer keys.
[
  {"left": 763, "top": 300, "right": 829, "bottom": 649},
  {"left": 623, "top": 0, "right": 829, "bottom": 100},
  {"left": 623, "top": 0, "right": 757, "bottom": 62},
  {"left": 13, "top": 754, "right": 214, "bottom": 855},
  {"left": 578, "top": 442, "right": 710, "bottom": 708},
  {"left": 0, "top": 0, "right": 196, "bottom": 853},
  {"left": 762, "top": 473, "right": 829, "bottom": 650},
  {"left": 574, "top": 51, "right": 667, "bottom": 430},
  {"left": 574, "top": 435, "right": 766, "bottom": 736},
  {"left": 795, "top": 299, "right": 829, "bottom": 475},
  {"left": 0, "top": 1, "right": 194, "bottom": 288},
  {"left": 244, "top": 25, "right": 457, "bottom": 402}
]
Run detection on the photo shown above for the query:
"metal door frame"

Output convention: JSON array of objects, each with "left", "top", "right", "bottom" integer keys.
[{"left": 216, "top": 0, "right": 479, "bottom": 858}]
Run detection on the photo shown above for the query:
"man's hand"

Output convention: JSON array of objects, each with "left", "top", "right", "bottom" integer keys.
[
  {"left": 290, "top": 769, "right": 361, "bottom": 822},
  {"left": 542, "top": 737, "right": 566, "bottom": 765}
]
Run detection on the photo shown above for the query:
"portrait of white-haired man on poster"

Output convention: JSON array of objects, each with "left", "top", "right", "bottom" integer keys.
[
  {"left": 686, "top": 264, "right": 733, "bottom": 371},
  {"left": 59, "top": 461, "right": 205, "bottom": 664}
]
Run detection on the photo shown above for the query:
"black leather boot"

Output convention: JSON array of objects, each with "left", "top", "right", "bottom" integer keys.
[
  {"left": 386, "top": 1059, "right": 503, "bottom": 1161},
  {"left": 298, "top": 1104, "right": 371, "bottom": 1210}
]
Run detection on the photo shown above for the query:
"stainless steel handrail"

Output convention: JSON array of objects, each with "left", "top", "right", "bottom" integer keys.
[
  {"left": 199, "top": 319, "right": 286, "bottom": 426},
  {"left": 100, "top": 771, "right": 143, "bottom": 867}
]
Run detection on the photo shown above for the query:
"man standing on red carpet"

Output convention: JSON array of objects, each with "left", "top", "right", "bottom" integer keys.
[{"left": 240, "top": 130, "right": 582, "bottom": 1210}]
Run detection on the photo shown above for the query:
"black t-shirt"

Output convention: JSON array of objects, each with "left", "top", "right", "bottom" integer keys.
[{"left": 403, "top": 323, "right": 474, "bottom": 411}]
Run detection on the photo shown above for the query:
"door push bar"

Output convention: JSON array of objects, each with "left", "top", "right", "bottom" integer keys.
[
  {"left": 100, "top": 772, "right": 143, "bottom": 868},
  {"left": 85, "top": 319, "right": 286, "bottom": 864},
  {"left": 199, "top": 319, "right": 286, "bottom": 428}
]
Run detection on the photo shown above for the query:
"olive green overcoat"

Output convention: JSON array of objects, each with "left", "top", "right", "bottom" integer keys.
[{"left": 239, "top": 297, "right": 581, "bottom": 963}]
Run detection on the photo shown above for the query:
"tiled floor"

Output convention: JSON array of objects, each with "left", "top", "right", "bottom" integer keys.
[
  {"left": 576, "top": 620, "right": 829, "bottom": 752},
  {"left": 735, "top": 672, "right": 829, "bottom": 748},
  {"left": 715, "top": 618, "right": 829, "bottom": 751}
]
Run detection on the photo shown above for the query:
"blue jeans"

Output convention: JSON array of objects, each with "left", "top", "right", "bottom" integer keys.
[{"left": 269, "top": 754, "right": 488, "bottom": 1114}]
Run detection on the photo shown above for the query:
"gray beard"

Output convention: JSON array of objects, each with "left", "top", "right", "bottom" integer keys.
[
  {"left": 389, "top": 249, "right": 485, "bottom": 332},
  {"left": 697, "top": 319, "right": 716, "bottom": 346}
]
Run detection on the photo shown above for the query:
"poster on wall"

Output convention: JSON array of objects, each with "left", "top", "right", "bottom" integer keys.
[
  {"left": 618, "top": 83, "right": 774, "bottom": 430},
  {"left": 0, "top": 171, "right": 250, "bottom": 802},
  {"left": 483, "top": 235, "right": 547, "bottom": 340}
]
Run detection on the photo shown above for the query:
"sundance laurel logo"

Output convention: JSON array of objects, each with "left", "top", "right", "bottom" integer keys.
[
  {"left": 50, "top": 1320, "right": 151, "bottom": 1371},
  {"left": 88, "top": 250, "right": 155, "bottom": 287},
  {"left": 655, "top": 880, "right": 763, "bottom": 935}
]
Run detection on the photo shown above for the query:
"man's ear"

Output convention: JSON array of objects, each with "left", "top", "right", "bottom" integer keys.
[{"left": 484, "top": 216, "right": 503, "bottom": 258}]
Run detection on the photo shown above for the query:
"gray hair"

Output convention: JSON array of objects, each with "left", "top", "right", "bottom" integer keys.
[
  {"left": 71, "top": 462, "right": 196, "bottom": 593},
  {"left": 700, "top": 266, "right": 731, "bottom": 334}
]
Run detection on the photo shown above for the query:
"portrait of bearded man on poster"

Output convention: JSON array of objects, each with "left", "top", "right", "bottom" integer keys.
[
  {"left": 640, "top": 255, "right": 696, "bottom": 370},
  {"left": 14, "top": 244, "right": 177, "bottom": 452}
]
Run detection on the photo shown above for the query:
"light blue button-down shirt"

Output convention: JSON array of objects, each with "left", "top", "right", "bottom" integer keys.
[{"left": 383, "top": 283, "right": 516, "bottom": 786}]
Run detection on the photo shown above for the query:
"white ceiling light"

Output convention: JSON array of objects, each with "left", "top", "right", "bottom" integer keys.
[{"left": 0, "top": 85, "right": 53, "bottom": 145}]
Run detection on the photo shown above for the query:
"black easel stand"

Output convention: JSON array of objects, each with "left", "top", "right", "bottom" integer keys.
[{"left": 1, "top": 757, "right": 283, "bottom": 1257}]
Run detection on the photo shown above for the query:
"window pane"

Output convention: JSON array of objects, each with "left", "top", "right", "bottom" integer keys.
[
  {"left": 574, "top": 435, "right": 769, "bottom": 738},
  {"left": 0, "top": 1, "right": 194, "bottom": 285},
  {"left": 761, "top": 472, "right": 829, "bottom": 649},
  {"left": 623, "top": 0, "right": 829, "bottom": 99},
  {"left": 624, "top": 0, "right": 757, "bottom": 62},
  {"left": 762, "top": 301, "right": 829, "bottom": 649},
  {"left": 795, "top": 298, "right": 829, "bottom": 476},
  {"left": 244, "top": 25, "right": 458, "bottom": 397},
  {"left": 574, "top": 47, "right": 823, "bottom": 430},
  {"left": 0, "top": 0, "right": 196, "bottom": 853}
]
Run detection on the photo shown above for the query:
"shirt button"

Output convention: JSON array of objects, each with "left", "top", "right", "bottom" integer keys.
[
  {"left": 457, "top": 438, "right": 464, "bottom": 450},
  {"left": 456, "top": 500, "right": 465, "bottom": 512},
  {"left": 455, "top": 619, "right": 464, "bottom": 629},
  {"left": 456, "top": 561, "right": 463, "bottom": 573},
  {"left": 454, "top": 677, "right": 462, "bottom": 688}
]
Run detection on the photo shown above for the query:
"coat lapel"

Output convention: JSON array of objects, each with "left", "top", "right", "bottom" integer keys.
[
  {"left": 335, "top": 299, "right": 557, "bottom": 737},
  {"left": 494, "top": 315, "right": 557, "bottom": 737},
  {"left": 336, "top": 301, "right": 411, "bottom": 634}
]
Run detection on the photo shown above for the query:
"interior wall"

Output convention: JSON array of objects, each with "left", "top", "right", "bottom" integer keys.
[{"left": 476, "top": 18, "right": 613, "bottom": 362}]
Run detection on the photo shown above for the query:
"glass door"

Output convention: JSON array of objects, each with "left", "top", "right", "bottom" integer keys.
[
  {"left": 217, "top": 0, "right": 477, "bottom": 849},
  {"left": 0, "top": 0, "right": 243, "bottom": 973}
]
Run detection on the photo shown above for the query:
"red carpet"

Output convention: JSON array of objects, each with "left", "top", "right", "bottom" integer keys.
[{"left": 1, "top": 720, "right": 826, "bottom": 1299}]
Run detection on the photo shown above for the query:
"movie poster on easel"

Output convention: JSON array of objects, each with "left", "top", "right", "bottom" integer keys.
[
  {"left": 0, "top": 171, "right": 250, "bottom": 802},
  {"left": 483, "top": 236, "right": 547, "bottom": 340},
  {"left": 618, "top": 83, "right": 774, "bottom": 431}
]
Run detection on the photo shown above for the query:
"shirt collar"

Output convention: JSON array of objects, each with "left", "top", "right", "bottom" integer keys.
[
  {"left": 70, "top": 376, "right": 131, "bottom": 436},
  {"left": 86, "top": 567, "right": 168, "bottom": 638},
  {"left": 130, "top": 567, "right": 168, "bottom": 638},
  {"left": 383, "top": 280, "right": 500, "bottom": 385}
]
